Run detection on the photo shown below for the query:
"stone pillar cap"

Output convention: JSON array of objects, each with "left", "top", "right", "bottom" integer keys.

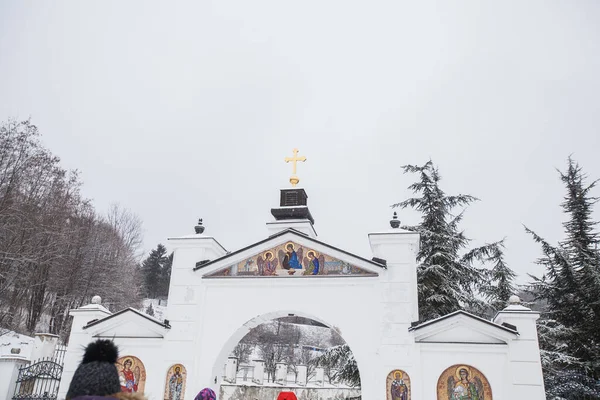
[{"left": 500, "top": 294, "right": 534, "bottom": 312}]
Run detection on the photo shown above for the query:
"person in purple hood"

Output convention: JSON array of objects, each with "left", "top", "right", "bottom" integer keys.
[
  {"left": 66, "top": 339, "right": 145, "bottom": 400},
  {"left": 195, "top": 387, "right": 216, "bottom": 400}
]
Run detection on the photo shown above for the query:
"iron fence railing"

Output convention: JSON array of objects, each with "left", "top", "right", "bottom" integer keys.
[{"left": 12, "top": 345, "right": 67, "bottom": 400}]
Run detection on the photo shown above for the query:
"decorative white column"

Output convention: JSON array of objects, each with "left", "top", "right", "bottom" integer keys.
[
  {"left": 314, "top": 367, "right": 324, "bottom": 386},
  {"left": 368, "top": 214, "right": 420, "bottom": 323},
  {"left": 493, "top": 295, "right": 546, "bottom": 399},
  {"left": 30, "top": 333, "right": 59, "bottom": 361},
  {"left": 252, "top": 359, "right": 265, "bottom": 385},
  {"left": 166, "top": 219, "right": 228, "bottom": 398},
  {"left": 296, "top": 365, "right": 307, "bottom": 386},
  {"left": 0, "top": 357, "right": 29, "bottom": 400},
  {"left": 57, "top": 296, "right": 111, "bottom": 400},
  {"left": 225, "top": 357, "right": 238, "bottom": 383},
  {"left": 369, "top": 214, "right": 420, "bottom": 399},
  {"left": 275, "top": 362, "right": 287, "bottom": 385}
]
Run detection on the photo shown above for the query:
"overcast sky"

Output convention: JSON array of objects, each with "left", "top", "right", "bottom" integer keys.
[{"left": 1, "top": 1, "right": 599, "bottom": 284}]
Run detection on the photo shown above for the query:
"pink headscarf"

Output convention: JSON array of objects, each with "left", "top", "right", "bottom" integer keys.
[{"left": 195, "top": 388, "right": 216, "bottom": 400}]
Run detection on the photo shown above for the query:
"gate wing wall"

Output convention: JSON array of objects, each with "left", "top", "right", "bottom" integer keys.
[{"left": 12, "top": 346, "right": 67, "bottom": 400}]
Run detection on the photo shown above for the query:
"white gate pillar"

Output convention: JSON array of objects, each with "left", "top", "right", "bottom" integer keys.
[
  {"left": 275, "top": 362, "right": 287, "bottom": 385},
  {"left": 314, "top": 367, "right": 324, "bottom": 386},
  {"left": 252, "top": 360, "right": 264, "bottom": 384},
  {"left": 296, "top": 365, "right": 307, "bottom": 386},
  {"left": 225, "top": 357, "right": 238, "bottom": 383}
]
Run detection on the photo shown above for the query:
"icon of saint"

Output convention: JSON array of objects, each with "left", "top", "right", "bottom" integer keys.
[
  {"left": 280, "top": 243, "right": 303, "bottom": 274},
  {"left": 447, "top": 367, "right": 483, "bottom": 400},
  {"left": 303, "top": 251, "right": 323, "bottom": 275},
  {"left": 257, "top": 251, "right": 278, "bottom": 276},
  {"left": 390, "top": 371, "right": 409, "bottom": 400},
  {"left": 168, "top": 366, "right": 184, "bottom": 400},
  {"left": 119, "top": 359, "right": 138, "bottom": 393}
]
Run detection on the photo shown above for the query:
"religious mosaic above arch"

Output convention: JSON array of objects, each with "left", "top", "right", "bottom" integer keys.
[
  {"left": 206, "top": 241, "right": 377, "bottom": 277},
  {"left": 163, "top": 363, "right": 187, "bottom": 400},
  {"left": 386, "top": 369, "right": 411, "bottom": 400},
  {"left": 115, "top": 355, "right": 146, "bottom": 394},
  {"left": 436, "top": 364, "right": 492, "bottom": 400}
]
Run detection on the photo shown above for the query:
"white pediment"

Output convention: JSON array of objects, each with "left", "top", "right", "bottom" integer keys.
[
  {"left": 412, "top": 311, "right": 517, "bottom": 345},
  {"left": 84, "top": 308, "right": 169, "bottom": 339},
  {"left": 197, "top": 230, "right": 383, "bottom": 278},
  {"left": 418, "top": 324, "right": 505, "bottom": 344}
]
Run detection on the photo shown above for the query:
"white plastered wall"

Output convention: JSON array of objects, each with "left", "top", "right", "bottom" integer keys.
[
  {"left": 166, "top": 231, "right": 393, "bottom": 399},
  {"left": 58, "top": 227, "right": 546, "bottom": 400}
]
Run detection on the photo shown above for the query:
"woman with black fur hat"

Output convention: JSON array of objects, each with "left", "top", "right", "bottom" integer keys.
[{"left": 66, "top": 339, "right": 146, "bottom": 400}]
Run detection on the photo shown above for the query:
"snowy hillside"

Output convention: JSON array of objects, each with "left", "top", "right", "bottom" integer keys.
[{"left": 140, "top": 298, "right": 167, "bottom": 321}]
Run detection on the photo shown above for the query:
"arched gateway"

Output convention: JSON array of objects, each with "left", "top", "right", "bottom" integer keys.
[{"left": 58, "top": 166, "right": 546, "bottom": 399}]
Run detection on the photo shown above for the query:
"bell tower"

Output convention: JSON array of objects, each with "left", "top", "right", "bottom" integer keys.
[{"left": 266, "top": 148, "right": 317, "bottom": 237}]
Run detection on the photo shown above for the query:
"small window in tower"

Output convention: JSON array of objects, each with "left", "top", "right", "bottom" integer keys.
[{"left": 284, "top": 192, "right": 298, "bottom": 206}]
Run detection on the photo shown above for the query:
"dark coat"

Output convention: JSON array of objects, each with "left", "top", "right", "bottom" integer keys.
[{"left": 70, "top": 393, "right": 146, "bottom": 400}]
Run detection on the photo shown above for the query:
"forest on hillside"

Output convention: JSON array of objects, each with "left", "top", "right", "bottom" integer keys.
[{"left": 0, "top": 119, "right": 145, "bottom": 341}]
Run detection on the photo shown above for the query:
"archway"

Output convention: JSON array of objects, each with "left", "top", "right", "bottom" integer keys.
[
  {"left": 212, "top": 310, "right": 362, "bottom": 400},
  {"left": 436, "top": 364, "right": 492, "bottom": 400}
]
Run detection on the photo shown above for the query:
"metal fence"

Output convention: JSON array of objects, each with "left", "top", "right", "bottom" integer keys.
[{"left": 12, "top": 345, "right": 67, "bottom": 400}]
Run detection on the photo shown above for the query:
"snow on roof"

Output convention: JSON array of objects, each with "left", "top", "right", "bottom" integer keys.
[
  {"left": 83, "top": 307, "right": 171, "bottom": 330},
  {"left": 409, "top": 310, "right": 519, "bottom": 335},
  {"left": 0, "top": 330, "right": 34, "bottom": 360}
]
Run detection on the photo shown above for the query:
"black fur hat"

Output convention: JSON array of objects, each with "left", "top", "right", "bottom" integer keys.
[{"left": 66, "top": 339, "right": 121, "bottom": 399}]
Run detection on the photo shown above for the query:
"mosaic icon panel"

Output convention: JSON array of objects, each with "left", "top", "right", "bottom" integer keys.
[{"left": 206, "top": 241, "right": 377, "bottom": 278}]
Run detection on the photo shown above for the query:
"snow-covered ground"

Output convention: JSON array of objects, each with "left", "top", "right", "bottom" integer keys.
[{"left": 140, "top": 298, "right": 167, "bottom": 321}]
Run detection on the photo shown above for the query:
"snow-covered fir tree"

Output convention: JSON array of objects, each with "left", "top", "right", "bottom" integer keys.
[
  {"left": 141, "top": 244, "right": 172, "bottom": 298},
  {"left": 526, "top": 157, "right": 600, "bottom": 399},
  {"left": 315, "top": 344, "right": 360, "bottom": 387},
  {"left": 481, "top": 242, "right": 516, "bottom": 315},
  {"left": 161, "top": 252, "right": 174, "bottom": 297},
  {"left": 392, "top": 160, "right": 507, "bottom": 321},
  {"left": 559, "top": 158, "right": 600, "bottom": 355},
  {"left": 145, "top": 302, "right": 155, "bottom": 316}
]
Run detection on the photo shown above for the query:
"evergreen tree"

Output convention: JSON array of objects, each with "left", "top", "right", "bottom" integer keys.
[
  {"left": 558, "top": 158, "right": 600, "bottom": 348},
  {"left": 146, "top": 302, "right": 155, "bottom": 317},
  {"left": 393, "top": 160, "right": 505, "bottom": 321},
  {"left": 481, "top": 241, "right": 516, "bottom": 315},
  {"left": 315, "top": 344, "right": 360, "bottom": 387},
  {"left": 141, "top": 244, "right": 170, "bottom": 298},
  {"left": 159, "top": 252, "right": 173, "bottom": 298},
  {"left": 526, "top": 157, "right": 600, "bottom": 399}
]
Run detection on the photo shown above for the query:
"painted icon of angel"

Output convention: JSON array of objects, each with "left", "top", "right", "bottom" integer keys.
[
  {"left": 279, "top": 243, "right": 303, "bottom": 275},
  {"left": 133, "top": 365, "right": 141, "bottom": 391},
  {"left": 257, "top": 251, "right": 278, "bottom": 276},
  {"left": 303, "top": 250, "right": 325, "bottom": 275},
  {"left": 447, "top": 366, "right": 484, "bottom": 400},
  {"left": 119, "top": 358, "right": 139, "bottom": 392}
]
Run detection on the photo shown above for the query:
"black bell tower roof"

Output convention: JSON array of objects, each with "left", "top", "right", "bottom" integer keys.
[{"left": 270, "top": 188, "right": 315, "bottom": 224}]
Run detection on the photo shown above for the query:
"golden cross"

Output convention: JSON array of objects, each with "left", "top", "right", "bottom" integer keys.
[{"left": 284, "top": 148, "right": 306, "bottom": 187}]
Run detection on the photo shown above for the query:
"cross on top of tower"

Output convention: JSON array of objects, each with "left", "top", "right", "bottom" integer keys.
[{"left": 284, "top": 148, "right": 306, "bottom": 187}]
